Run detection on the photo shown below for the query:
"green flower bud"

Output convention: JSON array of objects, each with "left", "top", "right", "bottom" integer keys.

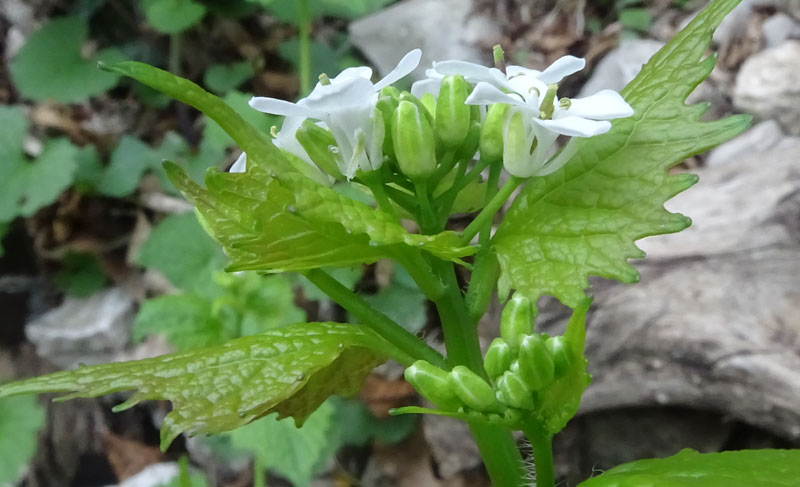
[
  {"left": 454, "top": 120, "right": 480, "bottom": 162},
  {"left": 484, "top": 337, "right": 512, "bottom": 382},
  {"left": 435, "top": 75, "right": 471, "bottom": 149},
  {"left": 500, "top": 293, "right": 536, "bottom": 351},
  {"left": 295, "top": 120, "right": 343, "bottom": 180},
  {"left": 380, "top": 86, "right": 401, "bottom": 100},
  {"left": 497, "top": 371, "right": 535, "bottom": 410},
  {"left": 546, "top": 336, "right": 574, "bottom": 379},
  {"left": 516, "top": 334, "right": 555, "bottom": 390},
  {"left": 392, "top": 100, "right": 437, "bottom": 181},
  {"left": 448, "top": 365, "right": 502, "bottom": 413},
  {"left": 398, "top": 92, "right": 435, "bottom": 126},
  {"left": 420, "top": 93, "right": 437, "bottom": 119},
  {"left": 376, "top": 94, "right": 399, "bottom": 159},
  {"left": 479, "top": 103, "right": 509, "bottom": 161},
  {"left": 503, "top": 109, "right": 531, "bottom": 178},
  {"left": 404, "top": 360, "right": 463, "bottom": 411}
]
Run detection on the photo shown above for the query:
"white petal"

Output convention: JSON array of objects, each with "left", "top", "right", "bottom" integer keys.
[
  {"left": 506, "top": 65, "right": 541, "bottom": 78},
  {"left": 249, "top": 96, "right": 316, "bottom": 118},
  {"left": 534, "top": 116, "right": 611, "bottom": 137},
  {"left": 564, "top": 90, "right": 634, "bottom": 120},
  {"left": 537, "top": 55, "right": 586, "bottom": 84},
  {"left": 230, "top": 152, "right": 247, "bottom": 173},
  {"left": 433, "top": 60, "right": 495, "bottom": 82},
  {"left": 304, "top": 76, "right": 375, "bottom": 112},
  {"left": 374, "top": 48, "right": 422, "bottom": 90},
  {"left": 424, "top": 68, "right": 444, "bottom": 80},
  {"left": 410, "top": 78, "right": 442, "bottom": 98},
  {"left": 335, "top": 66, "right": 373, "bottom": 81},
  {"left": 465, "top": 82, "right": 525, "bottom": 106},
  {"left": 274, "top": 116, "right": 314, "bottom": 165}
]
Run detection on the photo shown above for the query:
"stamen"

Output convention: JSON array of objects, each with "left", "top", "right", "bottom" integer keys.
[
  {"left": 559, "top": 98, "right": 572, "bottom": 110},
  {"left": 318, "top": 73, "right": 332, "bottom": 86},
  {"left": 539, "top": 84, "right": 559, "bottom": 120},
  {"left": 270, "top": 125, "right": 279, "bottom": 138},
  {"left": 493, "top": 45, "right": 507, "bottom": 73}
]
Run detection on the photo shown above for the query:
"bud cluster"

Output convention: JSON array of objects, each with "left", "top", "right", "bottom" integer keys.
[{"left": 404, "top": 294, "right": 577, "bottom": 425}]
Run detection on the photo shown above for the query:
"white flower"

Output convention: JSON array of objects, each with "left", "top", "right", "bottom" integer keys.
[
  {"left": 433, "top": 55, "right": 634, "bottom": 177},
  {"left": 249, "top": 49, "right": 422, "bottom": 179},
  {"left": 229, "top": 116, "right": 310, "bottom": 174}
]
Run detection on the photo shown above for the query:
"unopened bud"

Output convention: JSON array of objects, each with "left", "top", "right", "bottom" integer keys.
[
  {"left": 448, "top": 365, "right": 502, "bottom": 413},
  {"left": 497, "top": 371, "right": 535, "bottom": 410},
  {"left": 376, "top": 94, "right": 399, "bottom": 159},
  {"left": 517, "top": 334, "right": 555, "bottom": 390},
  {"left": 404, "top": 360, "right": 463, "bottom": 411},
  {"left": 500, "top": 293, "right": 536, "bottom": 351},
  {"left": 436, "top": 75, "right": 471, "bottom": 149},
  {"left": 295, "top": 120, "right": 343, "bottom": 179},
  {"left": 480, "top": 103, "right": 509, "bottom": 161},
  {"left": 392, "top": 100, "right": 437, "bottom": 181},
  {"left": 454, "top": 120, "right": 480, "bottom": 161},
  {"left": 502, "top": 109, "right": 531, "bottom": 178},
  {"left": 546, "top": 336, "right": 573, "bottom": 379},
  {"left": 484, "top": 338, "right": 512, "bottom": 382}
]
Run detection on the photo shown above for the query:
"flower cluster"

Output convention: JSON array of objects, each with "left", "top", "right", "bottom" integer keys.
[{"left": 237, "top": 47, "right": 633, "bottom": 183}]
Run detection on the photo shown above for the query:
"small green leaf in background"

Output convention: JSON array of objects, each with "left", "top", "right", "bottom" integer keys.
[
  {"left": 0, "top": 222, "right": 9, "bottom": 258},
  {"left": 353, "top": 267, "right": 427, "bottom": 334},
  {"left": 136, "top": 212, "right": 226, "bottom": 294},
  {"left": 619, "top": 8, "right": 653, "bottom": 32},
  {"left": 9, "top": 17, "right": 121, "bottom": 102},
  {"left": 251, "top": 0, "right": 395, "bottom": 21},
  {"left": 229, "top": 400, "right": 337, "bottom": 487},
  {"left": 100, "top": 136, "right": 161, "bottom": 197},
  {"left": 332, "top": 397, "right": 416, "bottom": 446},
  {"left": 0, "top": 106, "right": 79, "bottom": 222},
  {"left": 204, "top": 62, "right": 254, "bottom": 94},
  {"left": 0, "top": 322, "right": 391, "bottom": 450},
  {"left": 278, "top": 39, "right": 346, "bottom": 83},
  {"left": 133, "top": 294, "right": 222, "bottom": 351},
  {"left": 142, "top": 0, "right": 206, "bottom": 34},
  {"left": 0, "top": 395, "right": 45, "bottom": 485},
  {"left": 493, "top": 0, "right": 750, "bottom": 308},
  {"left": 579, "top": 448, "right": 800, "bottom": 487},
  {"left": 54, "top": 252, "right": 107, "bottom": 297}
]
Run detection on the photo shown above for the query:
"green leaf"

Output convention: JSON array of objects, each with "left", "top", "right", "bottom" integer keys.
[
  {"left": 0, "top": 395, "right": 45, "bottom": 485},
  {"left": 229, "top": 400, "right": 336, "bottom": 487},
  {"left": 0, "top": 107, "right": 79, "bottom": 221},
  {"left": 202, "top": 91, "right": 278, "bottom": 150},
  {"left": 618, "top": 8, "right": 652, "bottom": 31},
  {"left": 54, "top": 252, "right": 107, "bottom": 297},
  {"left": 253, "top": 0, "right": 395, "bottom": 20},
  {"left": 579, "top": 448, "right": 800, "bottom": 487},
  {"left": 493, "top": 0, "right": 750, "bottom": 308},
  {"left": 0, "top": 322, "right": 391, "bottom": 450},
  {"left": 353, "top": 267, "right": 427, "bottom": 334},
  {"left": 132, "top": 294, "right": 223, "bottom": 351},
  {"left": 9, "top": 17, "right": 120, "bottom": 102},
  {"left": 203, "top": 62, "right": 254, "bottom": 94},
  {"left": 142, "top": 0, "right": 206, "bottom": 34},
  {"left": 99, "top": 136, "right": 160, "bottom": 197},
  {"left": 136, "top": 212, "right": 226, "bottom": 293},
  {"left": 332, "top": 397, "right": 416, "bottom": 446},
  {"left": 165, "top": 162, "right": 472, "bottom": 273},
  {"left": 278, "top": 39, "right": 343, "bottom": 81}
]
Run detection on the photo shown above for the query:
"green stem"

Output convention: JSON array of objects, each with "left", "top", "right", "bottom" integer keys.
[
  {"left": 414, "top": 180, "right": 438, "bottom": 234},
  {"left": 363, "top": 172, "right": 400, "bottom": 221},
  {"left": 297, "top": 0, "right": 312, "bottom": 96},
  {"left": 168, "top": 34, "right": 182, "bottom": 75},
  {"left": 384, "top": 185, "right": 419, "bottom": 215},
  {"left": 431, "top": 150, "right": 457, "bottom": 183},
  {"left": 302, "top": 268, "right": 445, "bottom": 368},
  {"left": 390, "top": 248, "right": 445, "bottom": 301},
  {"left": 253, "top": 457, "right": 266, "bottom": 487},
  {"left": 436, "top": 157, "right": 491, "bottom": 218},
  {"left": 430, "top": 258, "right": 526, "bottom": 486},
  {"left": 522, "top": 423, "right": 555, "bottom": 487},
  {"left": 460, "top": 176, "right": 522, "bottom": 246}
]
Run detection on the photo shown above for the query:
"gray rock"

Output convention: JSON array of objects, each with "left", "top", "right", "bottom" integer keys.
[
  {"left": 762, "top": 13, "right": 800, "bottom": 48},
  {"left": 26, "top": 287, "right": 135, "bottom": 369},
  {"left": 734, "top": 40, "right": 800, "bottom": 135},
  {"left": 578, "top": 40, "right": 664, "bottom": 97},
  {"left": 348, "top": 0, "right": 500, "bottom": 80},
  {"left": 705, "top": 119, "right": 784, "bottom": 166},
  {"left": 713, "top": 0, "right": 786, "bottom": 48}
]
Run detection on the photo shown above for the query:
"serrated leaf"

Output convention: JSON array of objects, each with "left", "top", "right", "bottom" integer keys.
[
  {"left": 142, "top": 0, "right": 206, "bottom": 34},
  {"left": 229, "top": 400, "right": 336, "bottom": 487},
  {"left": 493, "top": 0, "right": 750, "bottom": 308},
  {"left": 0, "top": 322, "right": 392, "bottom": 450},
  {"left": 0, "top": 107, "right": 78, "bottom": 221},
  {"left": 165, "top": 162, "right": 472, "bottom": 273},
  {"left": 136, "top": 212, "right": 226, "bottom": 293},
  {"left": 0, "top": 395, "right": 45, "bottom": 485},
  {"left": 579, "top": 448, "right": 800, "bottom": 487},
  {"left": 9, "top": 17, "right": 120, "bottom": 102}
]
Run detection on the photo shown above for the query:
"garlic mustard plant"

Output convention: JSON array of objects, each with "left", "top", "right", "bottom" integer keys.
[{"left": 3, "top": 1, "right": 799, "bottom": 486}]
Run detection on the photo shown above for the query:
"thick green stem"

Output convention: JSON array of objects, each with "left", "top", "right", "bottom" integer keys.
[
  {"left": 302, "top": 268, "right": 445, "bottom": 368},
  {"left": 522, "top": 423, "right": 555, "bottom": 487},
  {"left": 363, "top": 172, "right": 400, "bottom": 221},
  {"left": 253, "top": 457, "right": 266, "bottom": 487},
  {"left": 414, "top": 180, "right": 438, "bottom": 234},
  {"left": 460, "top": 176, "right": 522, "bottom": 245},
  {"left": 297, "top": 0, "right": 312, "bottom": 96},
  {"left": 431, "top": 260, "right": 525, "bottom": 487}
]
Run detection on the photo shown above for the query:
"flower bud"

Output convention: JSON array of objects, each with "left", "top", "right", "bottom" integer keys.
[
  {"left": 479, "top": 103, "right": 508, "bottom": 161},
  {"left": 497, "top": 371, "right": 535, "bottom": 410},
  {"left": 546, "top": 336, "right": 574, "bottom": 379},
  {"left": 398, "top": 92, "right": 435, "bottom": 126},
  {"left": 295, "top": 120, "right": 343, "bottom": 180},
  {"left": 404, "top": 360, "right": 463, "bottom": 411},
  {"left": 500, "top": 293, "right": 535, "bottom": 352},
  {"left": 392, "top": 100, "right": 437, "bottom": 181},
  {"left": 516, "top": 334, "right": 555, "bottom": 391},
  {"left": 435, "top": 75, "right": 471, "bottom": 149},
  {"left": 484, "top": 337, "right": 512, "bottom": 382},
  {"left": 448, "top": 365, "right": 502, "bottom": 413},
  {"left": 454, "top": 120, "right": 480, "bottom": 162},
  {"left": 420, "top": 93, "right": 437, "bottom": 119},
  {"left": 502, "top": 109, "right": 533, "bottom": 178},
  {"left": 376, "top": 94, "right": 399, "bottom": 159}
]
